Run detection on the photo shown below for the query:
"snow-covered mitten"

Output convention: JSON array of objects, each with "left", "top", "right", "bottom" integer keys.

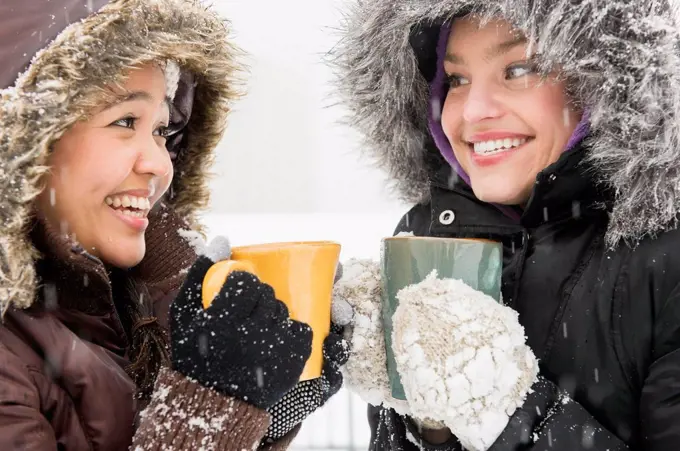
[
  {"left": 262, "top": 327, "right": 350, "bottom": 442},
  {"left": 331, "top": 258, "right": 410, "bottom": 415},
  {"left": 392, "top": 271, "right": 538, "bottom": 451}
]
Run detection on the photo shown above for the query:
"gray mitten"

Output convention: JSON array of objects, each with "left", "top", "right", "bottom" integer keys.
[{"left": 332, "top": 258, "right": 410, "bottom": 415}]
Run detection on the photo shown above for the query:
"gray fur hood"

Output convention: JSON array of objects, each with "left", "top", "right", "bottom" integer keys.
[
  {"left": 332, "top": 0, "right": 680, "bottom": 247},
  {"left": 0, "top": 0, "right": 243, "bottom": 312}
]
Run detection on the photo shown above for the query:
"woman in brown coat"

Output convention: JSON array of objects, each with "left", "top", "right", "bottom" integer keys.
[{"left": 0, "top": 1, "right": 346, "bottom": 449}]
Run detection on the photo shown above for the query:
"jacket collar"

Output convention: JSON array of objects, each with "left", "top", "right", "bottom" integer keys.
[
  {"left": 428, "top": 145, "right": 612, "bottom": 235},
  {"left": 29, "top": 218, "right": 129, "bottom": 357}
]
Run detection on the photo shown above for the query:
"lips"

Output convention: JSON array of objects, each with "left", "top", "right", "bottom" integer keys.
[{"left": 463, "top": 136, "right": 534, "bottom": 168}]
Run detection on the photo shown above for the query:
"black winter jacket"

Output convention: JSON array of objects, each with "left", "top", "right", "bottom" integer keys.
[{"left": 368, "top": 148, "right": 680, "bottom": 451}]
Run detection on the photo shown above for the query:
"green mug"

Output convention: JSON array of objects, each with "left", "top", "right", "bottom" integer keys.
[{"left": 380, "top": 236, "right": 503, "bottom": 400}]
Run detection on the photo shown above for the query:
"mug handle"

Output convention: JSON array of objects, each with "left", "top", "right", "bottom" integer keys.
[{"left": 202, "top": 260, "right": 259, "bottom": 308}]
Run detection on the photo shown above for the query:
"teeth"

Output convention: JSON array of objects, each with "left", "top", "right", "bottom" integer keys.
[
  {"left": 104, "top": 195, "right": 151, "bottom": 212},
  {"left": 473, "top": 138, "right": 527, "bottom": 154},
  {"left": 121, "top": 209, "right": 145, "bottom": 218}
]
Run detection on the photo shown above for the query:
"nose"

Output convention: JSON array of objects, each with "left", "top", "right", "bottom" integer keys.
[
  {"left": 462, "top": 81, "right": 504, "bottom": 124},
  {"left": 133, "top": 136, "right": 172, "bottom": 180}
]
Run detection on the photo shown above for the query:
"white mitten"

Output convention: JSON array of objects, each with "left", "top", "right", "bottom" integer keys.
[
  {"left": 331, "top": 258, "right": 410, "bottom": 415},
  {"left": 392, "top": 271, "right": 538, "bottom": 451}
]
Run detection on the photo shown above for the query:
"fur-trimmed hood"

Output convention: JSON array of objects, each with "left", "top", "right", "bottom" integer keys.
[
  {"left": 332, "top": 0, "right": 680, "bottom": 247},
  {"left": 0, "top": 0, "right": 242, "bottom": 312}
]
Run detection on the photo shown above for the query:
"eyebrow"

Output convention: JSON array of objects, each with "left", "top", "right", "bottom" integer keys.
[
  {"left": 104, "top": 90, "right": 172, "bottom": 111},
  {"left": 444, "top": 36, "right": 528, "bottom": 65}
]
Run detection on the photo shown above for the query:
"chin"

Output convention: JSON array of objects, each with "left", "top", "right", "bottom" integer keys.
[
  {"left": 472, "top": 184, "right": 529, "bottom": 206},
  {"left": 99, "top": 243, "right": 146, "bottom": 269}
]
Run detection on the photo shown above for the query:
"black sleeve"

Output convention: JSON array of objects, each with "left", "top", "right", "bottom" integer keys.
[
  {"left": 489, "top": 377, "right": 628, "bottom": 450},
  {"left": 496, "top": 284, "right": 680, "bottom": 451},
  {"left": 368, "top": 404, "right": 412, "bottom": 451},
  {"left": 368, "top": 404, "right": 461, "bottom": 451},
  {"left": 638, "top": 283, "right": 680, "bottom": 451},
  {"left": 366, "top": 379, "right": 628, "bottom": 451}
]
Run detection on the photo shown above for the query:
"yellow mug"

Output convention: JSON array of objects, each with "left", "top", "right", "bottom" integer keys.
[{"left": 202, "top": 241, "right": 341, "bottom": 381}]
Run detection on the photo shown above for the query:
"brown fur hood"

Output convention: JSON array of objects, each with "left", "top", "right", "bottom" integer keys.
[{"left": 0, "top": 0, "right": 243, "bottom": 312}]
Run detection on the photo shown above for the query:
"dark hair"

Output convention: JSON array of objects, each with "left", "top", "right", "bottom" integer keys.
[{"left": 110, "top": 269, "right": 170, "bottom": 400}]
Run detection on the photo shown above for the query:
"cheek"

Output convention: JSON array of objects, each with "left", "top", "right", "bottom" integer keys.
[
  {"left": 529, "top": 84, "right": 577, "bottom": 140},
  {"left": 47, "top": 141, "right": 96, "bottom": 201},
  {"left": 52, "top": 134, "right": 136, "bottom": 196},
  {"left": 156, "top": 157, "right": 174, "bottom": 201},
  {"left": 440, "top": 100, "right": 471, "bottom": 171},
  {"left": 441, "top": 98, "right": 462, "bottom": 142},
  {"left": 161, "top": 169, "right": 173, "bottom": 194},
  {"left": 83, "top": 160, "right": 132, "bottom": 201}
]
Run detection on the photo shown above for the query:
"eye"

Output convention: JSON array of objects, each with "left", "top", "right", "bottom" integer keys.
[
  {"left": 505, "top": 62, "right": 537, "bottom": 80},
  {"left": 153, "top": 125, "right": 172, "bottom": 138},
  {"left": 111, "top": 117, "right": 136, "bottom": 129},
  {"left": 445, "top": 73, "right": 470, "bottom": 90}
]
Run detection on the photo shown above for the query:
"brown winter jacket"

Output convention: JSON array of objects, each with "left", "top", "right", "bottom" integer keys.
[
  {"left": 0, "top": 209, "right": 280, "bottom": 450},
  {"left": 0, "top": 0, "right": 300, "bottom": 449}
]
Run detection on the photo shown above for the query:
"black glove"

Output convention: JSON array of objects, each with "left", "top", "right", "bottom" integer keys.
[
  {"left": 262, "top": 324, "right": 350, "bottom": 442},
  {"left": 170, "top": 255, "right": 313, "bottom": 409}
]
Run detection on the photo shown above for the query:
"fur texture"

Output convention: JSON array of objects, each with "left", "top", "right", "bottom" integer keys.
[
  {"left": 332, "top": 258, "right": 411, "bottom": 415},
  {"left": 331, "top": 0, "right": 680, "bottom": 247},
  {"left": 0, "top": 0, "right": 244, "bottom": 312}
]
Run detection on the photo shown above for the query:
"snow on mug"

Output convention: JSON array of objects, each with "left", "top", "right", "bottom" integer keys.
[
  {"left": 380, "top": 236, "right": 503, "bottom": 400},
  {"left": 202, "top": 241, "right": 342, "bottom": 381}
]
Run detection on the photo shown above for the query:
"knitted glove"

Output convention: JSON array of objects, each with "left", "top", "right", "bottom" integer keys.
[
  {"left": 262, "top": 325, "right": 350, "bottom": 442},
  {"left": 331, "top": 258, "right": 410, "bottom": 415},
  {"left": 392, "top": 271, "right": 539, "bottom": 451},
  {"left": 169, "top": 240, "right": 313, "bottom": 410}
]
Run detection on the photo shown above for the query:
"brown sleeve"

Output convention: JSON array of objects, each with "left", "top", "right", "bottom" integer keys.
[
  {"left": 259, "top": 424, "right": 302, "bottom": 451},
  {"left": 133, "top": 367, "right": 271, "bottom": 450},
  {"left": 0, "top": 342, "right": 57, "bottom": 450}
]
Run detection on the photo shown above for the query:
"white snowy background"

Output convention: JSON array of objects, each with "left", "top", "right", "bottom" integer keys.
[{"left": 203, "top": 0, "right": 409, "bottom": 448}]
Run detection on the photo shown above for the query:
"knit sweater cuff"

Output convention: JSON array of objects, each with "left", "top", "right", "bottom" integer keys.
[{"left": 133, "top": 367, "right": 270, "bottom": 450}]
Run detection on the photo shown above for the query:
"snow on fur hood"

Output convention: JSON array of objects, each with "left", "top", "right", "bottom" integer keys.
[
  {"left": 0, "top": 0, "right": 243, "bottom": 312},
  {"left": 331, "top": 0, "right": 680, "bottom": 247}
]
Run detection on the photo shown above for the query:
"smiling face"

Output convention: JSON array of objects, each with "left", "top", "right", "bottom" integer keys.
[
  {"left": 440, "top": 16, "right": 581, "bottom": 206},
  {"left": 37, "top": 63, "right": 174, "bottom": 268}
]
